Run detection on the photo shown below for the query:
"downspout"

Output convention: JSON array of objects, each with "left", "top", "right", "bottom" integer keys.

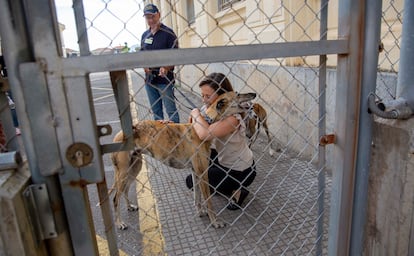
[
  {"left": 368, "top": 0, "right": 414, "bottom": 119},
  {"left": 350, "top": 0, "right": 382, "bottom": 254}
]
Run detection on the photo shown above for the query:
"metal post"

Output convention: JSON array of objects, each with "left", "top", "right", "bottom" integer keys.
[
  {"left": 350, "top": 0, "right": 382, "bottom": 255},
  {"left": 72, "top": 0, "right": 90, "bottom": 56},
  {"left": 396, "top": 0, "right": 414, "bottom": 110},
  {"left": 316, "top": 0, "right": 328, "bottom": 255},
  {"left": 327, "top": 0, "right": 365, "bottom": 255}
]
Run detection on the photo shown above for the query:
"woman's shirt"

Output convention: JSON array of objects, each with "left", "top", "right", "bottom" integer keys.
[{"left": 213, "top": 114, "right": 254, "bottom": 171}]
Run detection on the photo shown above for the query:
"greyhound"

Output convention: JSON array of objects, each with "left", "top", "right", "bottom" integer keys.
[{"left": 109, "top": 92, "right": 256, "bottom": 229}]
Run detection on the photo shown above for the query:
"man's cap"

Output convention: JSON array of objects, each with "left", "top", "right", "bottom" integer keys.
[{"left": 143, "top": 4, "right": 159, "bottom": 15}]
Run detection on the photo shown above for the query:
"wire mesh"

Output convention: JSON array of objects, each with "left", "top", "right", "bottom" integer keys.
[
  {"left": 377, "top": 0, "right": 403, "bottom": 101},
  {"left": 90, "top": 69, "right": 331, "bottom": 255}
]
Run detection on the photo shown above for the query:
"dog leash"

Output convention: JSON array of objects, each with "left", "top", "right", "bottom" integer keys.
[{"left": 173, "top": 85, "right": 198, "bottom": 110}]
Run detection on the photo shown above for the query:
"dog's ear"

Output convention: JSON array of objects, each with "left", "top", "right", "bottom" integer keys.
[
  {"left": 236, "top": 92, "right": 256, "bottom": 103},
  {"left": 205, "top": 91, "right": 257, "bottom": 122}
]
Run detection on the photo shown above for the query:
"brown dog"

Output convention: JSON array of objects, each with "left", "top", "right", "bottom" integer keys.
[
  {"left": 110, "top": 92, "right": 256, "bottom": 229},
  {"left": 241, "top": 102, "right": 276, "bottom": 156},
  {"left": 109, "top": 148, "right": 142, "bottom": 230}
]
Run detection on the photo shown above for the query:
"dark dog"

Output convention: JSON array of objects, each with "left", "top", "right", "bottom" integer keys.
[{"left": 109, "top": 92, "right": 256, "bottom": 229}]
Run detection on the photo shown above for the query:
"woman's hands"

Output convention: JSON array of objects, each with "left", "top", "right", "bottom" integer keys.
[
  {"left": 190, "top": 108, "right": 201, "bottom": 123},
  {"left": 190, "top": 107, "right": 239, "bottom": 141}
]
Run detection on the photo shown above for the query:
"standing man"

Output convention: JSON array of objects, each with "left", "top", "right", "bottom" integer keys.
[{"left": 141, "top": 3, "right": 180, "bottom": 123}]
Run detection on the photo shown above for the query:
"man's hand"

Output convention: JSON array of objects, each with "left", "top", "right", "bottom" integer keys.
[{"left": 159, "top": 67, "right": 168, "bottom": 77}]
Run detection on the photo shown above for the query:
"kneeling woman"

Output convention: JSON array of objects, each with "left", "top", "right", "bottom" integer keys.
[{"left": 188, "top": 72, "right": 256, "bottom": 210}]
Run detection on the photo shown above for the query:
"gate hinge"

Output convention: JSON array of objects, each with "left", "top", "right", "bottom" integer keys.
[{"left": 23, "top": 184, "right": 57, "bottom": 243}]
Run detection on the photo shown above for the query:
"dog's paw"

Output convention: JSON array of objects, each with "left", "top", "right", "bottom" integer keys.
[
  {"left": 197, "top": 208, "right": 208, "bottom": 217},
  {"left": 269, "top": 148, "right": 275, "bottom": 156},
  {"left": 212, "top": 220, "right": 226, "bottom": 229},
  {"left": 127, "top": 204, "right": 138, "bottom": 211},
  {"left": 195, "top": 203, "right": 208, "bottom": 217},
  {"left": 116, "top": 220, "right": 128, "bottom": 230}
]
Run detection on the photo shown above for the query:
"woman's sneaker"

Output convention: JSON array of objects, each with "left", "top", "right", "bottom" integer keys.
[{"left": 185, "top": 174, "right": 193, "bottom": 190}]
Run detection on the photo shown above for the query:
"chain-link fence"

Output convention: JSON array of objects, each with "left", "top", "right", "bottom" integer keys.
[
  {"left": 58, "top": 1, "right": 334, "bottom": 255},
  {"left": 0, "top": 0, "right": 402, "bottom": 255},
  {"left": 54, "top": 0, "right": 403, "bottom": 255},
  {"left": 376, "top": 0, "right": 403, "bottom": 102}
]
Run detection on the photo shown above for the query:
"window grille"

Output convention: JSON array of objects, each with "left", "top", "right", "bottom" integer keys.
[
  {"left": 218, "top": 0, "right": 243, "bottom": 11},
  {"left": 187, "top": 0, "right": 195, "bottom": 24}
]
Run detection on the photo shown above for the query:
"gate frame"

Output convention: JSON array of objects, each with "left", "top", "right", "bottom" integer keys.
[{"left": 0, "top": 0, "right": 377, "bottom": 255}]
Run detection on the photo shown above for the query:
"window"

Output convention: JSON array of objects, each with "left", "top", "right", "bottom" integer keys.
[
  {"left": 186, "top": 0, "right": 195, "bottom": 25},
  {"left": 218, "top": 0, "right": 243, "bottom": 11}
]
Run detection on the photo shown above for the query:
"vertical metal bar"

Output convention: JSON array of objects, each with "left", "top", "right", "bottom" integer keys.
[
  {"left": 317, "top": 0, "right": 328, "bottom": 255},
  {"left": 110, "top": 71, "right": 134, "bottom": 145},
  {"left": 96, "top": 181, "right": 120, "bottom": 256},
  {"left": 327, "top": 0, "right": 365, "bottom": 255},
  {"left": 72, "top": 0, "right": 90, "bottom": 56},
  {"left": 55, "top": 75, "right": 103, "bottom": 255},
  {"left": 95, "top": 71, "right": 135, "bottom": 255},
  {"left": 19, "top": 63, "right": 62, "bottom": 177},
  {"left": 349, "top": 0, "right": 382, "bottom": 255},
  {"left": 396, "top": 0, "right": 414, "bottom": 109}
]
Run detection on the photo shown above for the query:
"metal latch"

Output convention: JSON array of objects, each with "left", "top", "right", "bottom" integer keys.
[
  {"left": 319, "top": 134, "right": 336, "bottom": 146},
  {"left": 66, "top": 142, "right": 94, "bottom": 168},
  {"left": 23, "top": 184, "right": 57, "bottom": 244}
]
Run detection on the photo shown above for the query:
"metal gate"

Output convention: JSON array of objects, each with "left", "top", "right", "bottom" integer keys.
[{"left": 0, "top": 0, "right": 385, "bottom": 255}]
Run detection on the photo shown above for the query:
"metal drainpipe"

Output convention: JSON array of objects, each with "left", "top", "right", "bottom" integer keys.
[
  {"left": 368, "top": 0, "right": 414, "bottom": 119},
  {"left": 349, "top": 0, "right": 382, "bottom": 255}
]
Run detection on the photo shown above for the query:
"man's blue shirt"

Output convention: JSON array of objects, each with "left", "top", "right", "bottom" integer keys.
[{"left": 141, "top": 23, "right": 178, "bottom": 84}]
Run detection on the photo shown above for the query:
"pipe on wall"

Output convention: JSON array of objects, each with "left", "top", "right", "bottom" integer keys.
[{"left": 368, "top": 0, "right": 414, "bottom": 120}]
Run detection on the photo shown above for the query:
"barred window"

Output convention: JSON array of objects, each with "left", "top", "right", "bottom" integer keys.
[
  {"left": 218, "top": 0, "right": 243, "bottom": 11},
  {"left": 186, "top": 0, "right": 195, "bottom": 25}
]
